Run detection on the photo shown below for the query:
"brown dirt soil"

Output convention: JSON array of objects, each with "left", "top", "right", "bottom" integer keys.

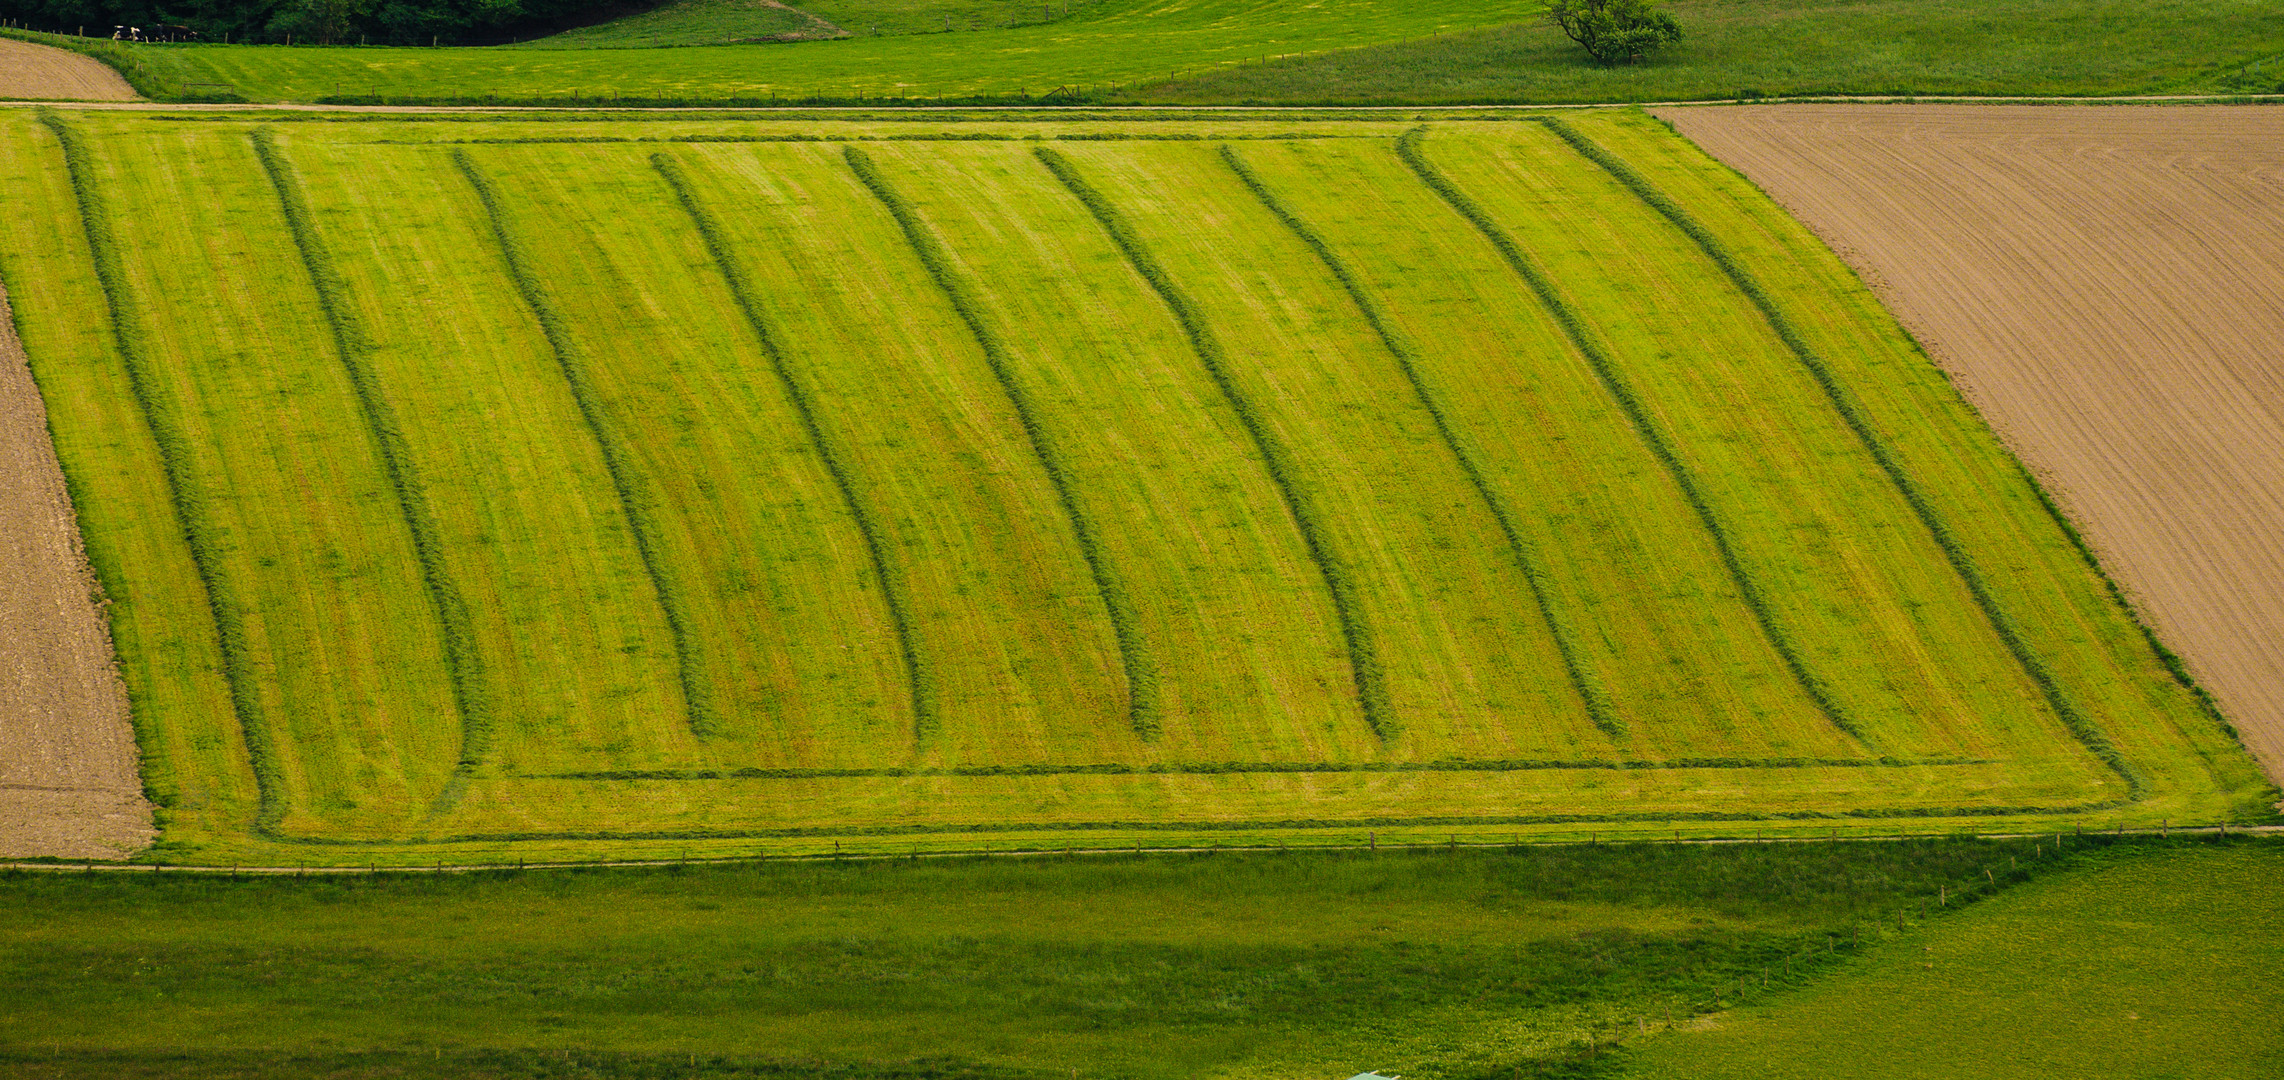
[
  {"left": 0, "top": 276, "right": 153, "bottom": 859},
  {"left": 1659, "top": 104, "right": 2284, "bottom": 790},
  {"left": 0, "top": 37, "right": 137, "bottom": 101}
]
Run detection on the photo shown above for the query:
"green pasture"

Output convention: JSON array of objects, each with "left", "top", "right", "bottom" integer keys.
[
  {"left": 1627, "top": 838, "right": 2284, "bottom": 1079},
  {"left": 20, "top": 0, "right": 2284, "bottom": 104},
  {"left": 0, "top": 108, "right": 2269, "bottom": 865},
  {"left": 0, "top": 838, "right": 2100, "bottom": 1079}
]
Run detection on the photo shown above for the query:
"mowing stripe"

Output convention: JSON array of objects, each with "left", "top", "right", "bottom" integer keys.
[
  {"left": 647, "top": 152, "right": 934, "bottom": 747},
  {"left": 542, "top": 755, "right": 1987, "bottom": 781},
  {"left": 1538, "top": 118, "right": 2140, "bottom": 795},
  {"left": 35, "top": 110, "right": 288, "bottom": 836},
  {"left": 1393, "top": 127, "right": 1868, "bottom": 747},
  {"left": 1032, "top": 145, "right": 1395, "bottom": 740},
  {"left": 1218, "top": 142, "right": 1622, "bottom": 740},
  {"left": 451, "top": 150, "right": 722, "bottom": 741},
  {"left": 251, "top": 131, "right": 496, "bottom": 769},
  {"left": 842, "top": 146, "right": 1159, "bottom": 739}
]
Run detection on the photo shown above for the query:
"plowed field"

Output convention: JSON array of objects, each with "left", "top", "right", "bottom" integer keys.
[{"left": 1661, "top": 105, "right": 2284, "bottom": 789}]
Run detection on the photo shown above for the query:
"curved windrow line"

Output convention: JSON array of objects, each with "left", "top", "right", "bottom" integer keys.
[
  {"left": 251, "top": 131, "right": 496, "bottom": 770},
  {"left": 647, "top": 152, "right": 935, "bottom": 747},
  {"left": 1537, "top": 118, "right": 2139, "bottom": 794},
  {"left": 36, "top": 110, "right": 288, "bottom": 836},
  {"left": 1217, "top": 142, "right": 1623, "bottom": 741},
  {"left": 450, "top": 150, "right": 722, "bottom": 741},
  {"left": 1394, "top": 127, "right": 1868, "bottom": 747},
  {"left": 1032, "top": 145, "right": 1395, "bottom": 740},
  {"left": 842, "top": 146, "right": 1160, "bottom": 739}
]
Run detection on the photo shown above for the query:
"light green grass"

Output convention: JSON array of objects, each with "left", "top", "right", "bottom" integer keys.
[
  {"left": 0, "top": 110, "right": 2269, "bottom": 865},
  {"left": 1628, "top": 839, "right": 2284, "bottom": 1079},
  {"left": 0, "top": 839, "right": 2092, "bottom": 1079},
  {"left": 23, "top": 0, "right": 2284, "bottom": 104}
]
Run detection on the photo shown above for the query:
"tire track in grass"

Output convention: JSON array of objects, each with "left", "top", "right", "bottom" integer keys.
[
  {"left": 842, "top": 146, "right": 1159, "bottom": 739},
  {"left": 251, "top": 130, "right": 496, "bottom": 773},
  {"left": 1217, "top": 141, "right": 1622, "bottom": 741},
  {"left": 1033, "top": 145, "right": 1394, "bottom": 741},
  {"left": 36, "top": 109, "right": 288, "bottom": 837},
  {"left": 647, "top": 152, "right": 934, "bottom": 748},
  {"left": 1393, "top": 127, "right": 1869, "bottom": 748},
  {"left": 451, "top": 150, "right": 722, "bottom": 741},
  {"left": 1538, "top": 118, "right": 2138, "bottom": 794}
]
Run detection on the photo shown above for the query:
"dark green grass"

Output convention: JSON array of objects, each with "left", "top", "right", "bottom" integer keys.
[
  {"left": 0, "top": 840, "right": 2082, "bottom": 1079},
  {"left": 1625, "top": 838, "right": 2284, "bottom": 1079},
  {"left": 1130, "top": 0, "right": 2284, "bottom": 104}
]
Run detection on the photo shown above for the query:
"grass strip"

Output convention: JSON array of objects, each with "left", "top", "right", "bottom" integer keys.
[
  {"left": 1218, "top": 142, "right": 1622, "bottom": 740},
  {"left": 842, "top": 145, "right": 1158, "bottom": 738},
  {"left": 1537, "top": 118, "right": 2138, "bottom": 794},
  {"left": 34, "top": 109, "right": 287, "bottom": 837},
  {"left": 450, "top": 149, "right": 721, "bottom": 741},
  {"left": 542, "top": 755, "right": 1988, "bottom": 780},
  {"left": 263, "top": 800, "right": 2130, "bottom": 848},
  {"left": 1393, "top": 126, "right": 1867, "bottom": 747},
  {"left": 1032, "top": 145, "right": 1395, "bottom": 740},
  {"left": 250, "top": 130, "right": 494, "bottom": 769},
  {"left": 647, "top": 152, "right": 933, "bottom": 745}
]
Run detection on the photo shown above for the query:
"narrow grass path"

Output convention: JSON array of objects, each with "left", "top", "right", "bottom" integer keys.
[
  {"left": 250, "top": 130, "right": 495, "bottom": 771},
  {"left": 35, "top": 110, "right": 288, "bottom": 835},
  {"left": 1393, "top": 126, "right": 1867, "bottom": 747},
  {"left": 649, "top": 152, "right": 934, "bottom": 747},
  {"left": 452, "top": 150, "right": 721, "bottom": 741},
  {"left": 1539, "top": 119, "right": 2136, "bottom": 793},
  {"left": 842, "top": 145, "right": 1158, "bottom": 739},
  {"left": 1034, "top": 144, "right": 1394, "bottom": 739}
]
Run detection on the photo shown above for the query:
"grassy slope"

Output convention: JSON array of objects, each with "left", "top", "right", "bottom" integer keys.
[
  {"left": 45, "top": 0, "right": 2284, "bottom": 104},
  {"left": 1628, "top": 839, "right": 2284, "bottom": 1079},
  {"left": 1138, "top": 0, "right": 2284, "bottom": 104},
  {"left": 97, "top": 0, "right": 1538, "bottom": 102},
  {"left": 0, "top": 839, "right": 2091, "bottom": 1079},
  {"left": 0, "top": 113, "right": 2268, "bottom": 864}
]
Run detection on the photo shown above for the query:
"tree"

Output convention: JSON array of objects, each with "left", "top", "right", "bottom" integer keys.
[{"left": 1547, "top": 0, "right": 1681, "bottom": 66}]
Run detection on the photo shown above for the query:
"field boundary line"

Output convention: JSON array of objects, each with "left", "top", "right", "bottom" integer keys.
[
  {"left": 33, "top": 109, "right": 288, "bottom": 837},
  {"left": 842, "top": 145, "right": 1158, "bottom": 738},
  {"left": 1032, "top": 144, "right": 1394, "bottom": 739},
  {"left": 1392, "top": 127, "right": 1868, "bottom": 747},
  {"left": 537, "top": 754, "right": 1986, "bottom": 780},
  {"left": 250, "top": 130, "right": 496, "bottom": 772},
  {"left": 1538, "top": 118, "right": 2140, "bottom": 796},
  {"left": 648, "top": 152, "right": 934, "bottom": 745},
  {"left": 1218, "top": 141, "right": 1622, "bottom": 739},
  {"left": 451, "top": 150, "right": 722, "bottom": 740}
]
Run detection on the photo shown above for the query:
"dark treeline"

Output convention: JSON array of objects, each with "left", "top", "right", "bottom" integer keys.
[{"left": 0, "top": 0, "right": 644, "bottom": 45}]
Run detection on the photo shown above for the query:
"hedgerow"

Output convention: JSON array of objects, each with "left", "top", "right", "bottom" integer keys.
[
  {"left": 646, "top": 152, "right": 935, "bottom": 745},
  {"left": 1032, "top": 145, "right": 1396, "bottom": 740},
  {"left": 1217, "top": 142, "right": 1623, "bottom": 740},
  {"left": 451, "top": 149, "right": 723, "bottom": 741},
  {"left": 842, "top": 145, "right": 1160, "bottom": 739},
  {"left": 250, "top": 129, "right": 496, "bottom": 769},
  {"left": 36, "top": 109, "right": 287, "bottom": 836},
  {"left": 1536, "top": 118, "right": 2138, "bottom": 794},
  {"left": 1394, "top": 127, "right": 1866, "bottom": 746}
]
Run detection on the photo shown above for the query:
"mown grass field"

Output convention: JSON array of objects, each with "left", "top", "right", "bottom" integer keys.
[
  {"left": 0, "top": 838, "right": 2109, "bottom": 1079},
  {"left": 14, "top": 0, "right": 2283, "bottom": 104},
  {"left": 0, "top": 108, "right": 2269, "bottom": 865}
]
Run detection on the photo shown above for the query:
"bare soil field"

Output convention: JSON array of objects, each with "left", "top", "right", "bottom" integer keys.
[
  {"left": 0, "top": 277, "right": 151, "bottom": 859},
  {"left": 0, "top": 38, "right": 136, "bottom": 101},
  {"left": 1660, "top": 104, "right": 2284, "bottom": 789}
]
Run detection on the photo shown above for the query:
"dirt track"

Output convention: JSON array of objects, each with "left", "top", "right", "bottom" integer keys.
[
  {"left": 0, "top": 37, "right": 136, "bottom": 101},
  {"left": 0, "top": 277, "right": 152, "bottom": 859},
  {"left": 1660, "top": 104, "right": 2284, "bottom": 788}
]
